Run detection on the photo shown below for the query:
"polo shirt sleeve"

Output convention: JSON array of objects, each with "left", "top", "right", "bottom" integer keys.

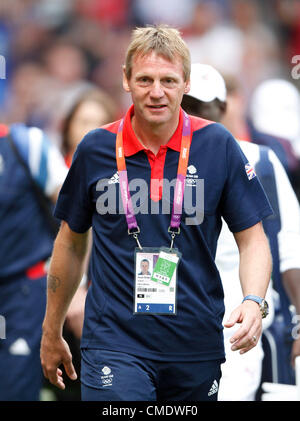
[
  {"left": 10, "top": 124, "right": 68, "bottom": 197},
  {"left": 220, "top": 135, "right": 273, "bottom": 233},
  {"left": 54, "top": 137, "right": 93, "bottom": 233}
]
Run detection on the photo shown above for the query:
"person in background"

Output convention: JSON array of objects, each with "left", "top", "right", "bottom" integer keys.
[
  {"left": 220, "top": 74, "right": 300, "bottom": 188},
  {"left": 248, "top": 78, "right": 300, "bottom": 199},
  {"left": 182, "top": 63, "right": 300, "bottom": 400},
  {"left": 0, "top": 123, "right": 68, "bottom": 401},
  {"left": 60, "top": 88, "right": 118, "bottom": 168},
  {"left": 218, "top": 71, "right": 300, "bottom": 386}
]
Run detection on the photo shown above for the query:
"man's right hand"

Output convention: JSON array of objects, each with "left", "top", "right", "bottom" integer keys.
[
  {"left": 40, "top": 330, "right": 77, "bottom": 390},
  {"left": 40, "top": 221, "right": 89, "bottom": 390}
]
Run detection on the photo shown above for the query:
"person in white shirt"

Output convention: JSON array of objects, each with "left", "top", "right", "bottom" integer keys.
[{"left": 182, "top": 63, "right": 300, "bottom": 400}]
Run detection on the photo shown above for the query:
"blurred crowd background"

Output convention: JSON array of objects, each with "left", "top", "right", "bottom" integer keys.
[
  {"left": 0, "top": 0, "right": 300, "bottom": 156},
  {"left": 0, "top": 0, "right": 300, "bottom": 212}
]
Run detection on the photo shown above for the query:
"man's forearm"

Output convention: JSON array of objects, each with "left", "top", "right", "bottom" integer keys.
[
  {"left": 43, "top": 222, "right": 88, "bottom": 336},
  {"left": 234, "top": 223, "right": 272, "bottom": 299},
  {"left": 239, "top": 238, "right": 272, "bottom": 298},
  {"left": 224, "top": 223, "right": 272, "bottom": 354}
]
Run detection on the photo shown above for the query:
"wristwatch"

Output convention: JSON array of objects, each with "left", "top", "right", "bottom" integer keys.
[{"left": 242, "top": 295, "right": 269, "bottom": 318}]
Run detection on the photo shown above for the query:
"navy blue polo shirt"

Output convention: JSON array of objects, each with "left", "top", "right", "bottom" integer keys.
[{"left": 54, "top": 105, "right": 272, "bottom": 362}]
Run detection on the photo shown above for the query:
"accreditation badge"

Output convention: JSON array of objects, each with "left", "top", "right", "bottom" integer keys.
[{"left": 134, "top": 247, "right": 181, "bottom": 315}]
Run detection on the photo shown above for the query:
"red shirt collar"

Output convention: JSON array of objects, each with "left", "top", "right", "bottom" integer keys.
[{"left": 123, "top": 104, "right": 183, "bottom": 156}]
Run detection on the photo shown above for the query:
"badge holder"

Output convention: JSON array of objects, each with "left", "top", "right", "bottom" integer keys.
[{"left": 133, "top": 246, "right": 179, "bottom": 316}]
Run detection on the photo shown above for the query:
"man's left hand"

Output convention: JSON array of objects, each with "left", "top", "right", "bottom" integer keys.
[{"left": 224, "top": 300, "right": 262, "bottom": 354}]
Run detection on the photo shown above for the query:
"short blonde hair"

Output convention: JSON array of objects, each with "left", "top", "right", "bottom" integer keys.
[{"left": 124, "top": 25, "right": 191, "bottom": 82}]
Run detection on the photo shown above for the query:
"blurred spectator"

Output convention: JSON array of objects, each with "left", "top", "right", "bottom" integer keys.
[
  {"left": 131, "top": 0, "right": 198, "bottom": 27},
  {"left": 182, "top": 63, "right": 300, "bottom": 400},
  {"left": 0, "top": 0, "right": 296, "bottom": 134},
  {"left": 60, "top": 87, "right": 118, "bottom": 167},
  {"left": 0, "top": 123, "right": 68, "bottom": 401},
  {"left": 249, "top": 78, "right": 300, "bottom": 160},
  {"left": 0, "top": 11, "right": 11, "bottom": 106},
  {"left": 30, "top": 0, "right": 73, "bottom": 30},
  {"left": 90, "top": 27, "right": 132, "bottom": 111},
  {"left": 1, "top": 61, "right": 53, "bottom": 127},
  {"left": 219, "top": 68, "right": 300, "bottom": 391},
  {"left": 248, "top": 78, "right": 300, "bottom": 198},
  {"left": 43, "top": 42, "right": 88, "bottom": 86},
  {"left": 184, "top": 0, "right": 284, "bottom": 99},
  {"left": 220, "top": 73, "right": 300, "bottom": 189},
  {"left": 230, "top": 0, "right": 283, "bottom": 93},
  {"left": 74, "top": 0, "right": 130, "bottom": 28},
  {"left": 184, "top": 0, "right": 242, "bottom": 75},
  {"left": 274, "top": 0, "right": 300, "bottom": 64}
]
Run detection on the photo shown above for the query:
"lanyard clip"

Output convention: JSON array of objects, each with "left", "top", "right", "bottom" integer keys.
[
  {"left": 128, "top": 226, "right": 142, "bottom": 250},
  {"left": 168, "top": 226, "right": 180, "bottom": 250}
]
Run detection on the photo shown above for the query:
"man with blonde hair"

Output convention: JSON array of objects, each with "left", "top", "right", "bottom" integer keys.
[{"left": 41, "top": 25, "right": 272, "bottom": 401}]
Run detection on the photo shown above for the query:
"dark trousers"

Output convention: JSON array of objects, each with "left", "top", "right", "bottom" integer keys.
[{"left": 81, "top": 348, "right": 222, "bottom": 401}]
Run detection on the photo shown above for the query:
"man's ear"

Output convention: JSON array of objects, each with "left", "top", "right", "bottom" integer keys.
[
  {"left": 184, "top": 79, "right": 191, "bottom": 94},
  {"left": 122, "top": 65, "right": 130, "bottom": 92}
]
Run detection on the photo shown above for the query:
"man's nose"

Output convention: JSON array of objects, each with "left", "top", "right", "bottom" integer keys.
[{"left": 150, "top": 81, "right": 164, "bottom": 98}]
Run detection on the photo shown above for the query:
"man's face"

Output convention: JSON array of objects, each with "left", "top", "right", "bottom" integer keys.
[
  {"left": 140, "top": 260, "right": 149, "bottom": 275},
  {"left": 123, "top": 51, "right": 190, "bottom": 128}
]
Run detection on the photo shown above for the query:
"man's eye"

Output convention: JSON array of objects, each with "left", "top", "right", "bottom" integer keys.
[
  {"left": 138, "top": 77, "right": 150, "bottom": 85},
  {"left": 163, "top": 79, "right": 176, "bottom": 86}
]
